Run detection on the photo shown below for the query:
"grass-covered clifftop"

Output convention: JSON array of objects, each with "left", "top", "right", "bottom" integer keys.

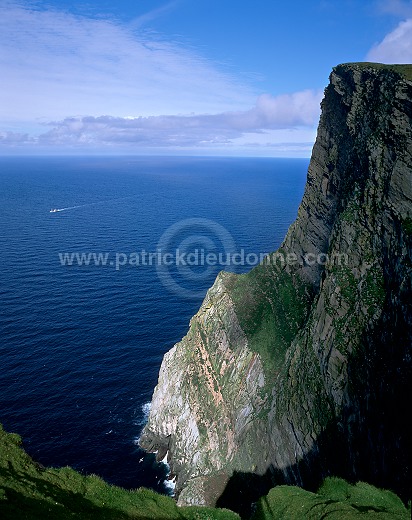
[
  {"left": 339, "top": 62, "right": 412, "bottom": 81},
  {"left": 0, "top": 424, "right": 410, "bottom": 519}
]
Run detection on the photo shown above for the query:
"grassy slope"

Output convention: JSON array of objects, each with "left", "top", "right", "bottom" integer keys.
[
  {"left": 253, "top": 477, "right": 411, "bottom": 520},
  {"left": 229, "top": 257, "right": 311, "bottom": 387},
  {"left": 0, "top": 425, "right": 238, "bottom": 520},
  {"left": 1, "top": 425, "right": 410, "bottom": 520}
]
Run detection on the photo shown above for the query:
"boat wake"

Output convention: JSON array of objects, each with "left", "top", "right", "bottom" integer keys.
[
  {"left": 50, "top": 205, "right": 83, "bottom": 213},
  {"left": 49, "top": 197, "right": 133, "bottom": 214}
]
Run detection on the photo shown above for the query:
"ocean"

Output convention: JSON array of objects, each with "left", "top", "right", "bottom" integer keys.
[{"left": 0, "top": 156, "right": 308, "bottom": 493}]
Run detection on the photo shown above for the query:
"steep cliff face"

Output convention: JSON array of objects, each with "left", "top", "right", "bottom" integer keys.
[{"left": 140, "top": 63, "right": 412, "bottom": 510}]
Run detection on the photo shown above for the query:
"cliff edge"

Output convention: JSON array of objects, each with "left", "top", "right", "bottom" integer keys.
[{"left": 139, "top": 63, "right": 412, "bottom": 511}]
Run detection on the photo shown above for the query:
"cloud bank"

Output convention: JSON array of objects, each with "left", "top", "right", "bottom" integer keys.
[{"left": 0, "top": 90, "right": 322, "bottom": 151}]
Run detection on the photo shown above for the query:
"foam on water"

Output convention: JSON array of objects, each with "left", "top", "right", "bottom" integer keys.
[
  {"left": 159, "top": 451, "right": 175, "bottom": 495},
  {"left": 142, "top": 402, "right": 152, "bottom": 422},
  {"left": 164, "top": 476, "right": 176, "bottom": 494}
]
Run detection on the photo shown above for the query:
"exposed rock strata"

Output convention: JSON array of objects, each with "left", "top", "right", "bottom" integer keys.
[{"left": 140, "top": 63, "right": 412, "bottom": 510}]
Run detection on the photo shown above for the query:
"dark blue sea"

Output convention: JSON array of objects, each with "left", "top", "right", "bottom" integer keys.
[{"left": 0, "top": 156, "right": 307, "bottom": 493}]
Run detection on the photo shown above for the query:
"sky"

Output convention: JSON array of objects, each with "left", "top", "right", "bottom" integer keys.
[{"left": 1, "top": 0, "right": 412, "bottom": 157}]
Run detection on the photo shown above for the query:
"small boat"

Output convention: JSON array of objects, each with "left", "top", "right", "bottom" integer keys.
[{"left": 50, "top": 208, "right": 59, "bottom": 213}]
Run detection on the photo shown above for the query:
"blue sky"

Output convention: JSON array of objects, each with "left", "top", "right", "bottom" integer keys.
[{"left": 1, "top": 0, "right": 412, "bottom": 156}]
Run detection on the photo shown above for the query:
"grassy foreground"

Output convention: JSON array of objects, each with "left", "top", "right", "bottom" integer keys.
[
  {"left": 252, "top": 478, "right": 410, "bottom": 519},
  {"left": 0, "top": 424, "right": 238, "bottom": 520},
  {"left": 1, "top": 424, "right": 410, "bottom": 519}
]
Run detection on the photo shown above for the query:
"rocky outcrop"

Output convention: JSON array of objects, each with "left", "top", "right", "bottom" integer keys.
[{"left": 140, "top": 63, "right": 412, "bottom": 511}]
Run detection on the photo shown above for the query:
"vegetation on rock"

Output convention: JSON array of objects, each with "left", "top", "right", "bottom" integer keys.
[{"left": 253, "top": 478, "right": 410, "bottom": 520}]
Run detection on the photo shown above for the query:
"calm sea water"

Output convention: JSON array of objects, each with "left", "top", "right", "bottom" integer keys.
[{"left": 0, "top": 156, "right": 307, "bottom": 493}]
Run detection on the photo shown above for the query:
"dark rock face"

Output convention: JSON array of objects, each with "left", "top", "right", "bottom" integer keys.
[{"left": 139, "top": 63, "right": 412, "bottom": 509}]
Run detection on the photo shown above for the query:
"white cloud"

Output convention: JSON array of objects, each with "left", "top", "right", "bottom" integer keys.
[
  {"left": 0, "top": 1, "right": 255, "bottom": 125},
  {"left": 0, "top": 131, "right": 30, "bottom": 144},
  {"left": 252, "top": 91, "right": 321, "bottom": 128},
  {"left": 366, "top": 18, "right": 412, "bottom": 62}
]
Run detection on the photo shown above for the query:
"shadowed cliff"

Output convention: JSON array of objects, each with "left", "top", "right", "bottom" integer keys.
[{"left": 140, "top": 63, "right": 412, "bottom": 508}]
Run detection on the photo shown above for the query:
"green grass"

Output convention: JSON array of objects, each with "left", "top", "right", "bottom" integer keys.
[
  {"left": 1, "top": 425, "right": 410, "bottom": 519},
  {"left": 252, "top": 477, "right": 410, "bottom": 520},
  {"left": 0, "top": 424, "right": 239, "bottom": 520},
  {"left": 229, "top": 256, "right": 311, "bottom": 386},
  {"left": 335, "top": 62, "right": 412, "bottom": 81}
]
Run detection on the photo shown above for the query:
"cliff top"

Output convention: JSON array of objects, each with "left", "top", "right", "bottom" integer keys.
[{"left": 335, "top": 62, "right": 412, "bottom": 81}]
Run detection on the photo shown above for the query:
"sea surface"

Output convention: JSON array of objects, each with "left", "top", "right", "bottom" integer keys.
[{"left": 0, "top": 156, "right": 308, "bottom": 493}]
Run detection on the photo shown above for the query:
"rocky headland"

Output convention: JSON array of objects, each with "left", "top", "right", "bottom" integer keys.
[{"left": 139, "top": 63, "right": 412, "bottom": 512}]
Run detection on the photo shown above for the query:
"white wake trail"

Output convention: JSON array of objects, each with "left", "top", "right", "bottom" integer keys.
[
  {"left": 50, "top": 197, "right": 134, "bottom": 213},
  {"left": 57, "top": 205, "right": 84, "bottom": 212}
]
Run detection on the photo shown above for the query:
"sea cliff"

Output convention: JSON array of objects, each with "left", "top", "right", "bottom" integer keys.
[{"left": 139, "top": 63, "right": 412, "bottom": 511}]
